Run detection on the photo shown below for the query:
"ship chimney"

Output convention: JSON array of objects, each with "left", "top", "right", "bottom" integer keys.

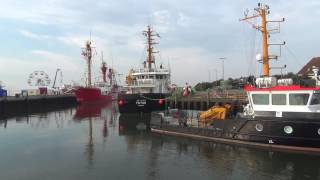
[{"left": 101, "top": 62, "right": 107, "bottom": 83}]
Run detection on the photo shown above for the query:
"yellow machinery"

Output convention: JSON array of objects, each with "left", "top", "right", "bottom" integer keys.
[
  {"left": 125, "top": 69, "right": 134, "bottom": 85},
  {"left": 199, "top": 104, "right": 231, "bottom": 123}
]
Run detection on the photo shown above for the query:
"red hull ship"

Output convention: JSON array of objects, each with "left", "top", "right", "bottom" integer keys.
[
  {"left": 75, "top": 87, "right": 112, "bottom": 104},
  {"left": 75, "top": 40, "right": 115, "bottom": 104}
]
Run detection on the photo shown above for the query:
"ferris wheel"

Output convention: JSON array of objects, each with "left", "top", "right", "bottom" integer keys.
[{"left": 27, "top": 71, "right": 51, "bottom": 87}]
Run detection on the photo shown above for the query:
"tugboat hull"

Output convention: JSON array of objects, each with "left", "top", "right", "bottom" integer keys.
[
  {"left": 118, "top": 93, "right": 169, "bottom": 113},
  {"left": 218, "top": 118, "right": 320, "bottom": 148},
  {"left": 151, "top": 117, "right": 320, "bottom": 153}
]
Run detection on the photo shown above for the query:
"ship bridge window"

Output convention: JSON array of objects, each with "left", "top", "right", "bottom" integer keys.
[
  {"left": 310, "top": 93, "right": 320, "bottom": 105},
  {"left": 289, "top": 93, "right": 309, "bottom": 105},
  {"left": 156, "top": 75, "right": 163, "bottom": 79},
  {"left": 150, "top": 75, "right": 154, "bottom": 79},
  {"left": 272, "top": 94, "right": 286, "bottom": 105},
  {"left": 252, "top": 94, "right": 269, "bottom": 105}
]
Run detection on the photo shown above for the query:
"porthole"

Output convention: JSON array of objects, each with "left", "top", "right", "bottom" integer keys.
[
  {"left": 284, "top": 126, "right": 293, "bottom": 134},
  {"left": 255, "top": 123, "right": 263, "bottom": 132},
  {"left": 318, "top": 128, "right": 320, "bottom": 135}
]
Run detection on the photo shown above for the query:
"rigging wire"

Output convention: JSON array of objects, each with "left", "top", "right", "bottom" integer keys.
[
  {"left": 271, "top": 28, "right": 304, "bottom": 72},
  {"left": 284, "top": 46, "right": 303, "bottom": 67},
  {"left": 138, "top": 45, "right": 147, "bottom": 69},
  {"left": 243, "top": 17, "right": 259, "bottom": 77}
]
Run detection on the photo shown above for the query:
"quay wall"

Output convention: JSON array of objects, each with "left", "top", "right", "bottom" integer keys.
[
  {"left": 167, "top": 89, "right": 247, "bottom": 110},
  {"left": 0, "top": 95, "right": 77, "bottom": 118}
]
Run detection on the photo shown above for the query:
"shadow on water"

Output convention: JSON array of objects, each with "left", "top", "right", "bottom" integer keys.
[
  {"left": 149, "top": 133, "right": 320, "bottom": 180},
  {"left": 73, "top": 102, "right": 118, "bottom": 169},
  {"left": 0, "top": 108, "right": 76, "bottom": 129},
  {"left": 0, "top": 106, "right": 320, "bottom": 180},
  {"left": 119, "top": 110, "right": 320, "bottom": 180},
  {"left": 119, "top": 113, "right": 151, "bottom": 135}
]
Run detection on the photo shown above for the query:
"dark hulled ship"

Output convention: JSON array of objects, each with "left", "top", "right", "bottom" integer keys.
[{"left": 118, "top": 26, "right": 171, "bottom": 113}]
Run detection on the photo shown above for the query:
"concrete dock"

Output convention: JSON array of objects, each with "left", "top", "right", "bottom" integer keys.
[{"left": 0, "top": 95, "right": 77, "bottom": 118}]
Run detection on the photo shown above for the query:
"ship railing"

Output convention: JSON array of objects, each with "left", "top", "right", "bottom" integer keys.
[
  {"left": 132, "top": 68, "right": 170, "bottom": 73},
  {"left": 150, "top": 111, "right": 246, "bottom": 141}
]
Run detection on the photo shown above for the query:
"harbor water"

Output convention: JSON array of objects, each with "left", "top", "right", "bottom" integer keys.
[{"left": 0, "top": 104, "right": 319, "bottom": 180}]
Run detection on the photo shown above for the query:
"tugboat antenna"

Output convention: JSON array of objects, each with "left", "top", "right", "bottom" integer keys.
[{"left": 240, "top": 3, "right": 284, "bottom": 77}]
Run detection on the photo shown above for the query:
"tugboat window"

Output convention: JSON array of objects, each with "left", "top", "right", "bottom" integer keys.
[
  {"left": 272, "top": 94, "right": 286, "bottom": 105},
  {"left": 289, "top": 93, "right": 309, "bottom": 105},
  {"left": 252, "top": 94, "right": 269, "bottom": 105},
  {"left": 310, "top": 93, "right": 320, "bottom": 105}
]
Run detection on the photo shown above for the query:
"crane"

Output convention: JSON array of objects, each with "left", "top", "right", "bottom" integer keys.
[{"left": 52, "top": 68, "right": 63, "bottom": 88}]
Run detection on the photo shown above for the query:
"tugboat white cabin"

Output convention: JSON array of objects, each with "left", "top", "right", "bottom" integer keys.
[{"left": 244, "top": 67, "right": 320, "bottom": 117}]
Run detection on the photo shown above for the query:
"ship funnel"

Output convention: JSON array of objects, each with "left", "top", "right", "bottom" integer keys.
[{"left": 101, "top": 62, "right": 107, "bottom": 83}]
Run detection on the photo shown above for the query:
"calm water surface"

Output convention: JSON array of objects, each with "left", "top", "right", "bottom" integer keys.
[{"left": 0, "top": 104, "right": 319, "bottom": 180}]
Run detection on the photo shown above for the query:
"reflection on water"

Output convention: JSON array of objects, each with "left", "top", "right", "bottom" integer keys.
[{"left": 0, "top": 105, "right": 319, "bottom": 180}]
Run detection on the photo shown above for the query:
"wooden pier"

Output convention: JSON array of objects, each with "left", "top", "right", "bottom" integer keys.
[{"left": 166, "top": 89, "right": 247, "bottom": 110}]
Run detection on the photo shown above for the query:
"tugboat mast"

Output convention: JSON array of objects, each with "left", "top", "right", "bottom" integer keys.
[
  {"left": 82, "top": 40, "right": 93, "bottom": 87},
  {"left": 143, "top": 26, "right": 159, "bottom": 71},
  {"left": 240, "top": 3, "right": 284, "bottom": 77}
]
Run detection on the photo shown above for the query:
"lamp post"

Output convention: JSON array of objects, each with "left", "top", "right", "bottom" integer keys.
[
  {"left": 218, "top": 57, "right": 226, "bottom": 80},
  {"left": 213, "top": 69, "right": 218, "bottom": 86}
]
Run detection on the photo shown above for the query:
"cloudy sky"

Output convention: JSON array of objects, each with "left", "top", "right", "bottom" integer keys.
[{"left": 0, "top": 0, "right": 320, "bottom": 91}]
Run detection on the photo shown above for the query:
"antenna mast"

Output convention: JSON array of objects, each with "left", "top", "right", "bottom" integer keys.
[
  {"left": 240, "top": 3, "right": 285, "bottom": 77},
  {"left": 143, "top": 26, "right": 160, "bottom": 71}
]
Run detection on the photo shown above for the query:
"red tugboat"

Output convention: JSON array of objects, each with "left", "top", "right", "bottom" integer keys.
[{"left": 75, "top": 40, "right": 114, "bottom": 104}]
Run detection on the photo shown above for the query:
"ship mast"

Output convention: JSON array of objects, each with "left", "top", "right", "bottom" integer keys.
[
  {"left": 82, "top": 40, "right": 94, "bottom": 87},
  {"left": 143, "top": 26, "right": 160, "bottom": 71},
  {"left": 240, "top": 3, "right": 284, "bottom": 77}
]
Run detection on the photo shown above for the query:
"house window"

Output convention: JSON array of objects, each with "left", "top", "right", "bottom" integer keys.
[
  {"left": 310, "top": 93, "right": 320, "bottom": 105},
  {"left": 272, "top": 94, "right": 286, "bottom": 105},
  {"left": 252, "top": 94, "right": 269, "bottom": 105},
  {"left": 289, "top": 93, "right": 309, "bottom": 105}
]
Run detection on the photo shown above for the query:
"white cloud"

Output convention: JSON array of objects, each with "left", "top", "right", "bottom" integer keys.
[
  {"left": 19, "top": 30, "right": 49, "bottom": 40},
  {"left": 177, "top": 12, "right": 192, "bottom": 27},
  {"left": 58, "top": 35, "right": 88, "bottom": 47},
  {"left": 152, "top": 10, "right": 171, "bottom": 33}
]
